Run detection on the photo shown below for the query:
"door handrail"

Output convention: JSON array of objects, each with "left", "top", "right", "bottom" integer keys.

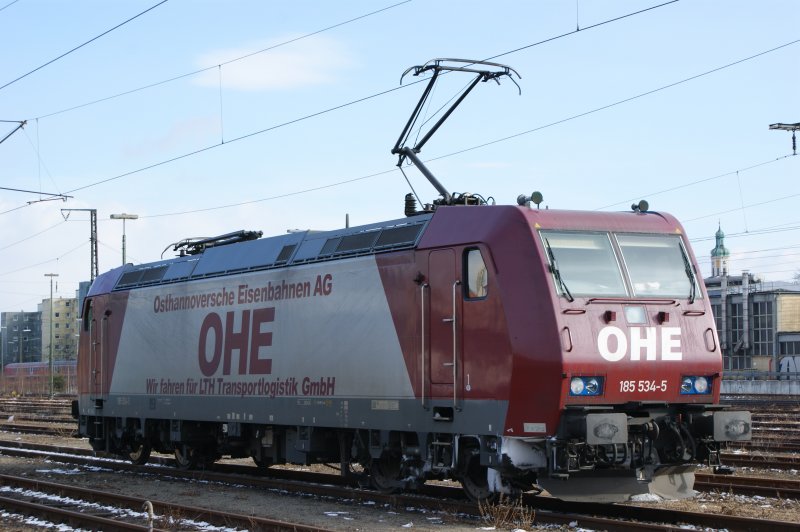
[
  {"left": 451, "top": 280, "right": 461, "bottom": 409},
  {"left": 420, "top": 283, "right": 429, "bottom": 408}
]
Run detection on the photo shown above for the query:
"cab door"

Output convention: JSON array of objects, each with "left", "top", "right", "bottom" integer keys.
[
  {"left": 428, "top": 249, "right": 461, "bottom": 404},
  {"left": 88, "top": 311, "right": 108, "bottom": 402}
]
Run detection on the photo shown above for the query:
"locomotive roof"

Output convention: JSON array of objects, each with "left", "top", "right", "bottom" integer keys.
[
  {"left": 90, "top": 213, "right": 433, "bottom": 295},
  {"left": 88, "top": 205, "right": 685, "bottom": 296}
]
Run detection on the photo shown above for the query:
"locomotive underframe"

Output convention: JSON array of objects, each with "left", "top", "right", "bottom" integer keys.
[
  {"left": 74, "top": 398, "right": 751, "bottom": 502},
  {"left": 533, "top": 402, "right": 751, "bottom": 500},
  {"left": 75, "top": 404, "right": 528, "bottom": 499}
]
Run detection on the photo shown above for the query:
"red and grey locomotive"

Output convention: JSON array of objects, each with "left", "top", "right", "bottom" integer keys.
[{"left": 73, "top": 60, "right": 751, "bottom": 502}]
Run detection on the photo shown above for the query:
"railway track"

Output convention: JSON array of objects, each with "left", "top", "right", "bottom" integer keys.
[
  {"left": 694, "top": 472, "right": 800, "bottom": 498},
  {"left": 0, "top": 473, "right": 333, "bottom": 531},
  {"left": 2, "top": 395, "right": 798, "bottom": 529},
  {"left": 1, "top": 438, "right": 798, "bottom": 531},
  {"left": 3, "top": 437, "right": 798, "bottom": 499},
  {"left": 6, "top": 419, "right": 800, "bottom": 473},
  {"left": 0, "top": 422, "right": 75, "bottom": 437},
  {"left": 721, "top": 452, "right": 800, "bottom": 470},
  {"left": 0, "top": 397, "right": 73, "bottom": 415}
]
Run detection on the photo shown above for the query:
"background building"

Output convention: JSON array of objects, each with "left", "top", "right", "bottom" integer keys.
[
  {"left": 704, "top": 227, "right": 800, "bottom": 377},
  {"left": 1, "top": 311, "right": 42, "bottom": 365},
  {"left": 38, "top": 297, "right": 79, "bottom": 362}
]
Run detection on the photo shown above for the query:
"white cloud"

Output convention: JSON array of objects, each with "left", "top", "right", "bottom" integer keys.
[{"left": 193, "top": 34, "right": 355, "bottom": 91}]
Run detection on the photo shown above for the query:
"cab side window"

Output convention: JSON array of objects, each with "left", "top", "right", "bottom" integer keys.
[
  {"left": 83, "top": 300, "right": 93, "bottom": 332},
  {"left": 465, "top": 248, "right": 488, "bottom": 299}
]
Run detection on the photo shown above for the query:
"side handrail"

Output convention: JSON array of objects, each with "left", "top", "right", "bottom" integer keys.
[
  {"left": 420, "top": 283, "right": 428, "bottom": 408},
  {"left": 452, "top": 280, "right": 461, "bottom": 409}
]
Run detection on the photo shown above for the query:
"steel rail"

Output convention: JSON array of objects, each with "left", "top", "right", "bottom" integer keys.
[
  {"left": 0, "top": 493, "right": 156, "bottom": 531},
  {"left": 0, "top": 473, "right": 333, "bottom": 532},
  {"left": 1, "top": 439, "right": 798, "bottom": 532}
]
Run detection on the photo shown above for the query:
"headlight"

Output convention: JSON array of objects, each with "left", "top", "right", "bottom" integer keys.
[
  {"left": 680, "top": 375, "right": 713, "bottom": 395},
  {"left": 569, "top": 376, "right": 604, "bottom": 396},
  {"left": 694, "top": 376, "right": 708, "bottom": 394}
]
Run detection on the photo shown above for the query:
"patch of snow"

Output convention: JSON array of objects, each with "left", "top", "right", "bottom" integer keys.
[
  {"left": 630, "top": 493, "right": 663, "bottom": 502},
  {"left": 36, "top": 467, "right": 83, "bottom": 475}
]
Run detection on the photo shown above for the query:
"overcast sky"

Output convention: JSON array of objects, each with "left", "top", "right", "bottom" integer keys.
[{"left": 1, "top": 0, "right": 798, "bottom": 311}]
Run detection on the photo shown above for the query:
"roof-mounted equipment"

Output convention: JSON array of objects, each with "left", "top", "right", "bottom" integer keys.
[
  {"left": 392, "top": 58, "right": 520, "bottom": 211},
  {"left": 167, "top": 230, "right": 263, "bottom": 257}
]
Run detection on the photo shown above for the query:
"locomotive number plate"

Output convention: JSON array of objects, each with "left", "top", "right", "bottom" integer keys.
[{"left": 618, "top": 379, "right": 667, "bottom": 393}]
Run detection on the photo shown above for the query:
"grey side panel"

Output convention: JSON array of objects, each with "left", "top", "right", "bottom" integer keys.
[{"left": 81, "top": 394, "right": 509, "bottom": 436}]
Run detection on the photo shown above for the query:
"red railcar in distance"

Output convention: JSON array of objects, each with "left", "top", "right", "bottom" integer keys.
[{"left": 3, "top": 361, "right": 77, "bottom": 396}]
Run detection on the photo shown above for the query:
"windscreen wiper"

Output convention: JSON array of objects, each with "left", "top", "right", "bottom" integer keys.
[
  {"left": 680, "top": 244, "right": 697, "bottom": 304},
  {"left": 545, "top": 238, "right": 574, "bottom": 302}
]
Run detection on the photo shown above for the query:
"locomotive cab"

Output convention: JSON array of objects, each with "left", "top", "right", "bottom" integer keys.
[{"left": 492, "top": 206, "right": 752, "bottom": 501}]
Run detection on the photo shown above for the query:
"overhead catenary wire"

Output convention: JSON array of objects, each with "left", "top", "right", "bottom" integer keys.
[
  {"left": 684, "top": 190, "right": 800, "bottom": 224},
  {"left": 59, "top": 19, "right": 793, "bottom": 201},
  {"left": 423, "top": 39, "right": 800, "bottom": 167},
  {"left": 695, "top": 249, "right": 800, "bottom": 266},
  {"left": 594, "top": 155, "right": 794, "bottom": 210},
  {"left": 4, "top": 0, "right": 681, "bottom": 218},
  {"left": 0, "top": 240, "right": 86, "bottom": 277},
  {"left": 0, "top": 0, "right": 20, "bottom": 13},
  {"left": 4, "top": 23, "right": 796, "bottom": 235},
  {"left": 5, "top": 3, "right": 800, "bottom": 284},
  {"left": 483, "top": 0, "right": 679, "bottom": 63},
  {"left": 0, "top": 0, "right": 169, "bottom": 92},
  {"left": 31, "top": 0, "right": 412, "bottom": 121},
  {"left": 61, "top": 81, "right": 421, "bottom": 196},
  {"left": 0, "top": 221, "right": 66, "bottom": 253}
]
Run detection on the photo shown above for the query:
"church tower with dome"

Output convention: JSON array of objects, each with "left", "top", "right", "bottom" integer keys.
[{"left": 710, "top": 223, "right": 729, "bottom": 277}]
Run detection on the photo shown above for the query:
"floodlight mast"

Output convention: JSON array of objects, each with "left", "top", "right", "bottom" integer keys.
[{"left": 392, "top": 59, "right": 521, "bottom": 207}]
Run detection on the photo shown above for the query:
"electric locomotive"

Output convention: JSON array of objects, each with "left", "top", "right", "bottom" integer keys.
[{"left": 73, "top": 60, "right": 751, "bottom": 502}]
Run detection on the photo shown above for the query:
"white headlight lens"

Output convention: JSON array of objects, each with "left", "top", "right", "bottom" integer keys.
[
  {"left": 585, "top": 378, "right": 599, "bottom": 394},
  {"left": 694, "top": 376, "right": 709, "bottom": 394},
  {"left": 680, "top": 376, "right": 712, "bottom": 394},
  {"left": 570, "top": 377, "right": 585, "bottom": 395}
]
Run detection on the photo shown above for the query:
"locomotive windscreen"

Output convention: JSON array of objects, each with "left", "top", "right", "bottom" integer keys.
[
  {"left": 541, "top": 231, "right": 698, "bottom": 299},
  {"left": 541, "top": 231, "right": 627, "bottom": 297},
  {"left": 617, "top": 234, "right": 699, "bottom": 298}
]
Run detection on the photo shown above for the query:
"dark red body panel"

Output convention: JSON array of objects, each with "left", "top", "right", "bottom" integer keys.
[
  {"left": 76, "top": 291, "right": 130, "bottom": 398},
  {"left": 403, "top": 205, "right": 723, "bottom": 435},
  {"left": 415, "top": 206, "right": 563, "bottom": 434}
]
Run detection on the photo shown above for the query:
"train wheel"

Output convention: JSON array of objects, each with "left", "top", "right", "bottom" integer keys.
[
  {"left": 460, "top": 455, "right": 496, "bottom": 502},
  {"left": 173, "top": 445, "right": 198, "bottom": 470},
  {"left": 128, "top": 441, "right": 151, "bottom": 465},
  {"left": 370, "top": 451, "right": 403, "bottom": 493}
]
